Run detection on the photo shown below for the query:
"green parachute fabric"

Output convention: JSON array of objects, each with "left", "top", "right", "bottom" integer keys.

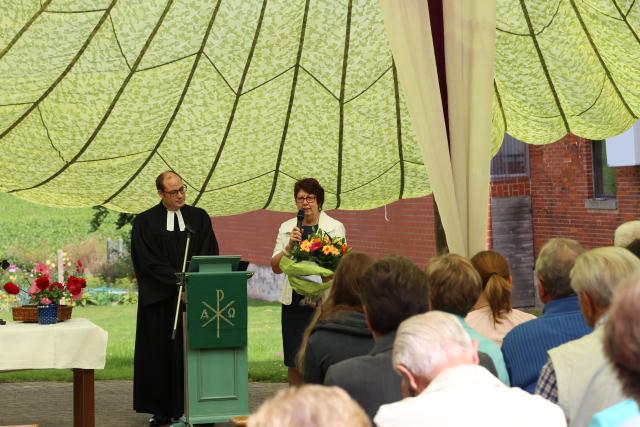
[{"left": 0, "top": 0, "right": 638, "bottom": 213}]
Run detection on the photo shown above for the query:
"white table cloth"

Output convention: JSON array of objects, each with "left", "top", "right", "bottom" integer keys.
[{"left": 0, "top": 317, "right": 108, "bottom": 370}]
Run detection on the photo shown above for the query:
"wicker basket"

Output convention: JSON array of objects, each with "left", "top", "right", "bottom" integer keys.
[{"left": 11, "top": 305, "right": 73, "bottom": 323}]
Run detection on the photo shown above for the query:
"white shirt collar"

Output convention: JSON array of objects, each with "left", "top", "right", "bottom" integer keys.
[{"left": 166, "top": 209, "right": 185, "bottom": 231}]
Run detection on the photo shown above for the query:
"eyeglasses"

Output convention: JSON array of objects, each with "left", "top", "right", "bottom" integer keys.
[
  {"left": 296, "top": 195, "right": 317, "bottom": 204},
  {"left": 163, "top": 186, "right": 186, "bottom": 197}
]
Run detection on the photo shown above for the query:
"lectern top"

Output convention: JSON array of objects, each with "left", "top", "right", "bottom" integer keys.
[{"left": 189, "top": 255, "right": 241, "bottom": 273}]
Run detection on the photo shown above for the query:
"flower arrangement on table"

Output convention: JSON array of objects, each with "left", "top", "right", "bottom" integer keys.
[
  {"left": 279, "top": 228, "right": 349, "bottom": 299},
  {"left": 1, "top": 259, "right": 87, "bottom": 320}
]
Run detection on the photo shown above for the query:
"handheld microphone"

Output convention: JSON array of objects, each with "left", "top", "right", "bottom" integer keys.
[{"left": 296, "top": 209, "right": 304, "bottom": 230}]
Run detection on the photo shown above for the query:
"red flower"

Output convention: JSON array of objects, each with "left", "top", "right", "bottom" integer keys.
[
  {"left": 67, "top": 281, "right": 82, "bottom": 296},
  {"left": 309, "top": 241, "right": 323, "bottom": 252},
  {"left": 75, "top": 259, "right": 84, "bottom": 274},
  {"left": 35, "top": 276, "right": 50, "bottom": 290},
  {"left": 3, "top": 282, "right": 20, "bottom": 295},
  {"left": 67, "top": 275, "right": 87, "bottom": 289},
  {"left": 51, "top": 282, "right": 64, "bottom": 291},
  {"left": 341, "top": 244, "right": 348, "bottom": 254}
]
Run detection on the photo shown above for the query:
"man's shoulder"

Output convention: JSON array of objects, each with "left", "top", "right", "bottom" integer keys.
[
  {"left": 375, "top": 397, "right": 421, "bottom": 427},
  {"left": 551, "top": 327, "right": 598, "bottom": 353},
  {"left": 181, "top": 204, "right": 209, "bottom": 217},
  {"left": 135, "top": 203, "right": 162, "bottom": 222},
  {"left": 503, "top": 316, "right": 545, "bottom": 344},
  {"left": 328, "top": 353, "right": 370, "bottom": 374},
  {"left": 325, "top": 352, "right": 383, "bottom": 385}
]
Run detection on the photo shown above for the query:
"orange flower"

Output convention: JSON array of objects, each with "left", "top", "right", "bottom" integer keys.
[
  {"left": 300, "top": 240, "right": 312, "bottom": 252},
  {"left": 322, "top": 245, "right": 340, "bottom": 256}
]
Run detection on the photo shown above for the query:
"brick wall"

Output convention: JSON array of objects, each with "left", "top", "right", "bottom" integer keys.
[
  {"left": 213, "top": 196, "right": 437, "bottom": 267},
  {"left": 529, "top": 135, "right": 640, "bottom": 253},
  {"left": 212, "top": 135, "right": 640, "bottom": 271}
]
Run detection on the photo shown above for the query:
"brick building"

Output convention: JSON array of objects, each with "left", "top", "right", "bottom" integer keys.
[{"left": 213, "top": 133, "right": 640, "bottom": 306}]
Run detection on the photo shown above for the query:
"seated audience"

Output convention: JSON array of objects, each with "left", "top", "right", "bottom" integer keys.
[
  {"left": 426, "top": 253, "right": 510, "bottom": 384},
  {"left": 536, "top": 247, "right": 640, "bottom": 425},
  {"left": 502, "top": 238, "right": 590, "bottom": 393},
  {"left": 624, "top": 238, "right": 640, "bottom": 259},
  {"left": 297, "top": 251, "right": 375, "bottom": 384},
  {"left": 466, "top": 250, "right": 536, "bottom": 344},
  {"left": 614, "top": 220, "right": 640, "bottom": 248},
  {"left": 374, "top": 311, "right": 566, "bottom": 427},
  {"left": 248, "top": 385, "right": 370, "bottom": 427},
  {"left": 324, "top": 256, "right": 430, "bottom": 420},
  {"left": 590, "top": 275, "right": 640, "bottom": 427}
]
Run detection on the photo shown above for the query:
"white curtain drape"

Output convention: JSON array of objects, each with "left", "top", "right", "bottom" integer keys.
[{"left": 380, "top": 0, "right": 496, "bottom": 256}]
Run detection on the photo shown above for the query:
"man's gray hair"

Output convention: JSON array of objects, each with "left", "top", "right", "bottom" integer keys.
[
  {"left": 614, "top": 221, "right": 640, "bottom": 248},
  {"left": 535, "top": 238, "right": 585, "bottom": 300},
  {"left": 392, "top": 311, "right": 472, "bottom": 380},
  {"left": 570, "top": 246, "right": 640, "bottom": 309}
]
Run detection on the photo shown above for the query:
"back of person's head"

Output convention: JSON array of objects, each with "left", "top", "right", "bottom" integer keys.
[
  {"left": 570, "top": 246, "right": 640, "bottom": 309},
  {"left": 248, "top": 385, "right": 371, "bottom": 427},
  {"left": 535, "top": 238, "right": 585, "bottom": 300},
  {"left": 625, "top": 238, "right": 640, "bottom": 259},
  {"left": 326, "top": 251, "right": 374, "bottom": 312},
  {"left": 296, "top": 251, "right": 374, "bottom": 370},
  {"left": 470, "top": 250, "right": 512, "bottom": 323},
  {"left": 425, "top": 254, "right": 482, "bottom": 317},
  {"left": 358, "top": 256, "right": 429, "bottom": 335},
  {"left": 604, "top": 275, "right": 640, "bottom": 403},
  {"left": 614, "top": 220, "right": 640, "bottom": 248},
  {"left": 393, "top": 311, "right": 475, "bottom": 383}
]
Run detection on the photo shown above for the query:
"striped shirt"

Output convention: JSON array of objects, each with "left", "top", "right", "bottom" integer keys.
[{"left": 502, "top": 295, "right": 592, "bottom": 393}]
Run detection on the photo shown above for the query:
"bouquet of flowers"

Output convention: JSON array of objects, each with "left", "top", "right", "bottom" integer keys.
[
  {"left": 279, "top": 228, "right": 350, "bottom": 298},
  {"left": 2, "top": 260, "right": 87, "bottom": 306}
]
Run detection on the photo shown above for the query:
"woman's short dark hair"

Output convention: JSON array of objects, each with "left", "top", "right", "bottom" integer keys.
[
  {"left": 358, "top": 256, "right": 430, "bottom": 335},
  {"left": 294, "top": 178, "right": 325, "bottom": 209}
]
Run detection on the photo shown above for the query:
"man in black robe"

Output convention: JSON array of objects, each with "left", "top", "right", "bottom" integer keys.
[{"left": 132, "top": 171, "right": 219, "bottom": 426}]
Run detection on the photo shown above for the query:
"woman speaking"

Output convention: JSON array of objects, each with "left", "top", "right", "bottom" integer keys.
[{"left": 271, "top": 178, "right": 346, "bottom": 386}]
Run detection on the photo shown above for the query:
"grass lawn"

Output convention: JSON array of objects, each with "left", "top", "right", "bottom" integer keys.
[{"left": 0, "top": 300, "right": 287, "bottom": 383}]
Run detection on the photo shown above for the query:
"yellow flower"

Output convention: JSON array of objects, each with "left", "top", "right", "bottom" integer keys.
[
  {"left": 300, "top": 240, "right": 312, "bottom": 252},
  {"left": 322, "top": 245, "right": 340, "bottom": 256}
]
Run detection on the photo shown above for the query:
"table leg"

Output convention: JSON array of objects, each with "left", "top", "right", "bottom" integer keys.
[{"left": 73, "top": 368, "right": 95, "bottom": 427}]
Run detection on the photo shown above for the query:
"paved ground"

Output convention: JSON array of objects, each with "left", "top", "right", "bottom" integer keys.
[{"left": 0, "top": 380, "right": 287, "bottom": 427}]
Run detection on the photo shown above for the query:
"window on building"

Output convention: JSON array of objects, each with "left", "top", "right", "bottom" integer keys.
[
  {"left": 592, "top": 140, "right": 616, "bottom": 199},
  {"left": 490, "top": 134, "right": 529, "bottom": 180}
]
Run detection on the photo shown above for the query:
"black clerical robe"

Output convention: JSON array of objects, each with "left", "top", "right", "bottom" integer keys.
[{"left": 132, "top": 202, "right": 218, "bottom": 417}]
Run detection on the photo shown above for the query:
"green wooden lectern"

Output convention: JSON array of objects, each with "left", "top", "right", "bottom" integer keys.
[{"left": 178, "top": 255, "right": 249, "bottom": 426}]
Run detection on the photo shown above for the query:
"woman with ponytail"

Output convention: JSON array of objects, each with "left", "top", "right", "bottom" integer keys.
[{"left": 466, "top": 250, "right": 535, "bottom": 345}]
